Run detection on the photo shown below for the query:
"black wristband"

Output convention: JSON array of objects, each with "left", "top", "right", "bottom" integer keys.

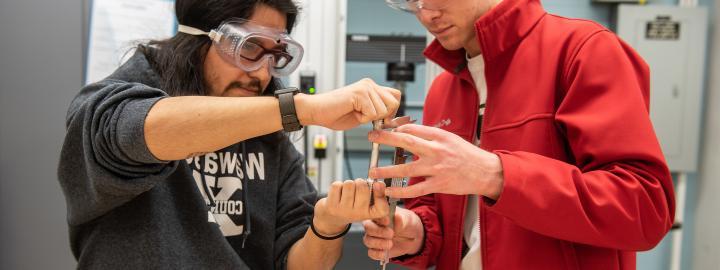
[
  {"left": 274, "top": 87, "right": 302, "bottom": 132},
  {"left": 310, "top": 221, "right": 351, "bottom": 240}
]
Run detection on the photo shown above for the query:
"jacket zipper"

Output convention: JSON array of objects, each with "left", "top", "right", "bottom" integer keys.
[
  {"left": 478, "top": 57, "right": 490, "bottom": 270},
  {"left": 457, "top": 195, "right": 470, "bottom": 270}
]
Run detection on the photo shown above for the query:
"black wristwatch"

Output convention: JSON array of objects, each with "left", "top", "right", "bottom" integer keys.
[{"left": 274, "top": 87, "right": 303, "bottom": 132}]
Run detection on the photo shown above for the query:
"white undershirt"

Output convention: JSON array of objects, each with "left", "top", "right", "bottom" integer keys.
[
  {"left": 468, "top": 54, "right": 487, "bottom": 117},
  {"left": 461, "top": 53, "right": 486, "bottom": 270}
]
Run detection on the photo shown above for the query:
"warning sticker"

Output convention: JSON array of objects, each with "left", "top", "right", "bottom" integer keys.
[{"left": 646, "top": 16, "right": 681, "bottom": 40}]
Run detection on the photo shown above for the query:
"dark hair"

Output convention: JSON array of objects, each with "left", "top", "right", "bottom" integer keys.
[{"left": 138, "top": 0, "right": 300, "bottom": 96}]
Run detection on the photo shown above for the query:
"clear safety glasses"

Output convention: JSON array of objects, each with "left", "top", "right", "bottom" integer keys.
[
  {"left": 178, "top": 19, "right": 304, "bottom": 77},
  {"left": 385, "top": 0, "right": 451, "bottom": 13}
]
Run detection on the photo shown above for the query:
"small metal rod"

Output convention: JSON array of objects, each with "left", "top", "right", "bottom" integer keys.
[{"left": 368, "top": 119, "right": 384, "bottom": 183}]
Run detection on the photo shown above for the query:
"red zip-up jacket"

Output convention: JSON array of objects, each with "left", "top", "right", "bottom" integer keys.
[{"left": 392, "top": 0, "right": 675, "bottom": 269}]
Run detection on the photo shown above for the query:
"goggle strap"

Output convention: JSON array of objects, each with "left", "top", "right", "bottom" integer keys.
[{"left": 177, "top": 24, "right": 222, "bottom": 42}]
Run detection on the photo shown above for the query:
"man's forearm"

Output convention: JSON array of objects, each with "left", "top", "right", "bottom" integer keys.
[
  {"left": 287, "top": 215, "right": 350, "bottom": 270},
  {"left": 287, "top": 229, "right": 344, "bottom": 270},
  {"left": 144, "top": 95, "right": 313, "bottom": 161}
]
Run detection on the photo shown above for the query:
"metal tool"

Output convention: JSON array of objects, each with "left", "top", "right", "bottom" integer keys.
[
  {"left": 381, "top": 115, "right": 415, "bottom": 129},
  {"left": 368, "top": 119, "right": 384, "bottom": 186},
  {"left": 370, "top": 116, "right": 414, "bottom": 270},
  {"left": 368, "top": 116, "right": 415, "bottom": 188},
  {"left": 379, "top": 148, "right": 408, "bottom": 270}
]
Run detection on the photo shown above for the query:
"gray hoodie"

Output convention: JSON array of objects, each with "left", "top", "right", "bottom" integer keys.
[{"left": 58, "top": 51, "right": 316, "bottom": 270}]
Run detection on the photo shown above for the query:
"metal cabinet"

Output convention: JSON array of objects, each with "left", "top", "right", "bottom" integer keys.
[{"left": 617, "top": 5, "right": 708, "bottom": 172}]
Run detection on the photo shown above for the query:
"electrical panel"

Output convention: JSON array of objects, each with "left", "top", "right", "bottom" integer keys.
[{"left": 617, "top": 5, "right": 708, "bottom": 172}]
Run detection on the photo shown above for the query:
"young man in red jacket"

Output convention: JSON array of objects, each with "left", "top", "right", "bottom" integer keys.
[{"left": 362, "top": 0, "right": 676, "bottom": 269}]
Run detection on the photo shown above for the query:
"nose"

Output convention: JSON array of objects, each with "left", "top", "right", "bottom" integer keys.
[
  {"left": 416, "top": 7, "right": 442, "bottom": 23},
  {"left": 247, "top": 58, "right": 272, "bottom": 88}
]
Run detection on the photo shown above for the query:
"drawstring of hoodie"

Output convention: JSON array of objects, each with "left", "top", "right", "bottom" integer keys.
[
  {"left": 199, "top": 142, "right": 252, "bottom": 248},
  {"left": 240, "top": 141, "right": 251, "bottom": 248},
  {"left": 200, "top": 158, "right": 217, "bottom": 208}
]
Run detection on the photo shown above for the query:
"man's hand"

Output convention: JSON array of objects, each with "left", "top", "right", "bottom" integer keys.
[
  {"left": 313, "top": 179, "right": 390, "bottom": 236},
  {"left": 368, "top": 124, "right": 504, "bottom": 200},
  {"left": 289, "top": 180, "right": 388, "bottom": 270},
  {"left": 296, "top": 78, "right": 401, "bottom": 131},
  {"left": 363, "top": 207, "right": 424, "bottom": 260}
]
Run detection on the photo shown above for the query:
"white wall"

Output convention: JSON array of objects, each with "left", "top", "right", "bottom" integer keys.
[
  {"left": 0, "top": 0, "right": 82, "bottom": 268},
  {"left": 692, "top": 1, "right": 720, "bottom": 269}
]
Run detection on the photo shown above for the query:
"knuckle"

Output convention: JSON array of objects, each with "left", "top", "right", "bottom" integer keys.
[
  {"left": 378, "top": 108, "right": 389, "bottom": 116},
  {"left": 355, "top": 178, "right": 367, "bottom": 186},
  {"left": 360, "top": 78, "right": 375, "bottom": 89},
  {"left": 378, "top": 207, "right": 390, "bottom": 217},
  {"left": 363, "top": 236, "right": 375, "bottom": 247},
  {"left": 368, "top": 250, "right": 379, "bottom": 260},
  {"left": 428, "top": 142, "right": 444, "bottom": 153},
  {"left": 372, "top": 212, "right": 387, "bottom": 221},
  {"left": 364, "top": 227, "right": 378, "bottom": 237},
  {"left": 367, "top": 238, "right": 381, "bottom": 248},
  {"left": 402, "top": 135, "right": 416, "bottom": 148},
  {"left": 372, "top": 251, "right": 383, "bottom": 260},
  {"left": 392, "top": 100, "right": 400, "bottom": 109},
  {"left": 382, "top": 227, "right": 394, "bottom": 238},
  {"left": 431, "top": 163, "right": 446, "bottom": 172},
  {"left": 331, "top": 181, "right": 343, "bottom": 189},
  {"left": 362, "top": 219, "right": 375, "bottom": 228},
  {"left": 438, "top": 145, "right": 452, "bottom": 155},
  {"left": 402, "top": 124, "right": 415, "bottom": 133}
]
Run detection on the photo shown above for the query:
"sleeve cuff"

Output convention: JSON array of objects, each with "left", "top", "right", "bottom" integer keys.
[
  {"left": 391, "top": 207, "right": 440, "bottom": 269},
  {"left": 116, "top": 96, "right": 168, "bottom": 164}
]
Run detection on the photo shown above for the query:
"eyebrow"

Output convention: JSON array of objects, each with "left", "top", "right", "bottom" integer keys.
[
  {"left": 271, "top": 43, "right": 288, "bottom": 51},
  {"left": 248, "top": 38, "right": 287, "bottom": 51}
]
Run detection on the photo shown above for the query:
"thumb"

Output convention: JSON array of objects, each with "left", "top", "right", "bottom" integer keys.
[
  {"left": 372, "top": 216, "right": 391, "bottom": 227},
  {"left": 393, "top": 209, "right": 419, "bottom": 240},
  {"left": 371, "top": 181, "right": 390, "bottom": 218},
  {"left": 393, "top": 210, "right": 406, "bottom": 231}
]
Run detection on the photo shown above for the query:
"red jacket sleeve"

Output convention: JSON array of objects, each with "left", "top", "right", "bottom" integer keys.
[{"left": 488, "top": 30, "right": 675, "bottom": 250}]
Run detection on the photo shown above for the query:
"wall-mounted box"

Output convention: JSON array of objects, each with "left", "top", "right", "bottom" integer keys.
[{"left": 617, "top": 5, "right": 708, "bottom": 172}]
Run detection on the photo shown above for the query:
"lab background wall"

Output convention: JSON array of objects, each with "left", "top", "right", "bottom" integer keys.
[
  {"left": 0, "top": 0, "right": 716, "bottom": 269},
  {"left": 0, "top": 0, "right": 84, "bottom": 269},
  {"left": 692, "top": 0, "right": 720, "bottom": 268}
]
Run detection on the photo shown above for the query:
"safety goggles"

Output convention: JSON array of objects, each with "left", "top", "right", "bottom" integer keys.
[
  {"left": 385, "top": 0, "right": 451, "bottom": 13},
  {"left": 178, "top": 19, "right": 303, "bottom": 77}
]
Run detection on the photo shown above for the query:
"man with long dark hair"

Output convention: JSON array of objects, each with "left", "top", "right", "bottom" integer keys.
[{"left": 58, "top": 0, "right": 400, "bottom": 269}]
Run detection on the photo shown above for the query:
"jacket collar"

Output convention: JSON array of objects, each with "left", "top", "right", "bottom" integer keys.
[{"left": 423, "top": 0, "right": 547, "bottom": 82}]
